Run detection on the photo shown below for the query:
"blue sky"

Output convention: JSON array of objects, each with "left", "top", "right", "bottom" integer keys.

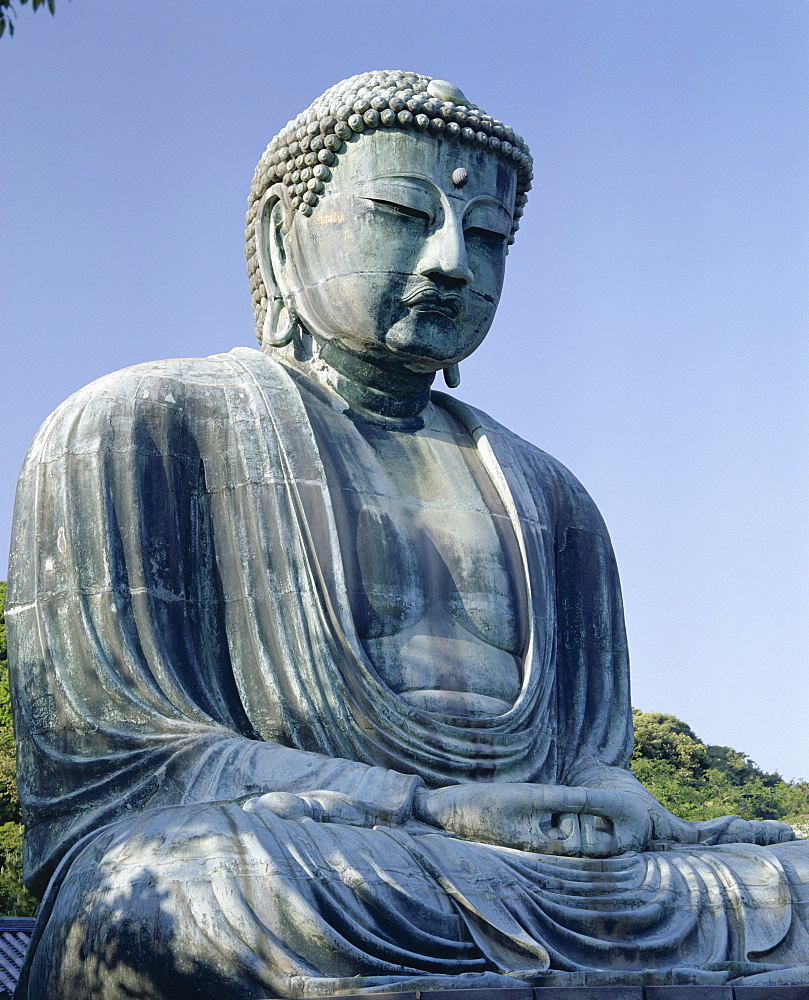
[{"left": 2, "top": 0, "right": 807, "bottom": 780}]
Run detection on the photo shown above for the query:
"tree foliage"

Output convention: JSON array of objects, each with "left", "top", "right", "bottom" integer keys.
[
  {"left": 630, "top": 708, "right": 809, "bottom": 833},
  {"left": 0, "top": 0, "right": 60, "bottom": 39},
  {"left": 0, "top": 583, "right": 37, "bottom": 915}
]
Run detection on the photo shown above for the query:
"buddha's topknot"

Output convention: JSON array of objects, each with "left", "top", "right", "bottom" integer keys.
[{"left": 245, "top": 70, "right": 533, "bottom": 342}]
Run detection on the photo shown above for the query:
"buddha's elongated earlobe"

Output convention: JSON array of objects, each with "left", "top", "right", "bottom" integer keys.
[
  {"left": 443, "top": 363, "right": 461, "bottom": 388},
  {"left": 256, "top": 189, "right": 300, "bottom": 350},
  {"left": 262, "top": 295, "right": 297, "bottom": 348}
]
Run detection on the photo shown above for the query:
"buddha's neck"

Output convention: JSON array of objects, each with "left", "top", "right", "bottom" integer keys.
[{"left": 286, "top": 339, "right": 436, "bottom": 427}]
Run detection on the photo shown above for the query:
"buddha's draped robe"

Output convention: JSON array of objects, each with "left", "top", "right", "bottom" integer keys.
[{"left": 8, "top": 348, "right": 809, "bottom": 998}]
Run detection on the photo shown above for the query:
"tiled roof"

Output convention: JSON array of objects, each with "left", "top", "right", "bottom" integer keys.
[{"left": 0, "top": 918, "right": 35, "bottom": 998}]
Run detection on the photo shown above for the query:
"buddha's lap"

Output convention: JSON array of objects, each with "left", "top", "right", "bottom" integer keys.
[{"left": 30, "top": 800, "right": 809, "bottom": 986}]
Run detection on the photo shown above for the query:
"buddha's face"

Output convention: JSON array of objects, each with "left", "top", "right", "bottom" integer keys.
[{"left": 275, "top": 129, "right": 517, "bottom": 374}]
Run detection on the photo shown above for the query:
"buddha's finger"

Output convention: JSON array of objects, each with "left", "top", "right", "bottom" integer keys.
[
  {"left": 543, "top": 813, "right": 581, "bottom": 856},
  {"left": 241, "top": 791, "right": 313, "bottom": 820},
  {"left": 752, "top": 819, "right": 796, "bottom": 845},
  {"left": 301, "top": 791, "right": 386, "bottom": 827},
  {"left": 574, "top": 788, "right": 653, "bottom": 851},
  {"left": 713, "top": 817, "right": 756, "bottom": 845},
  {"left": 579, "top": 813, "right": 618, "bottom": 857}
]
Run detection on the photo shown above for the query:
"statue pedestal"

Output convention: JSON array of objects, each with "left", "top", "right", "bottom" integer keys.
[{"left": 321, "top": 985, "right": 807, "bottom": 1000}]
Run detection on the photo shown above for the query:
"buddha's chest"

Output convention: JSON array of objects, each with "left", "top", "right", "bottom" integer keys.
[
  {"left": 347, "top": 488, "right": 523, "bottom": 649},
  {"left": 305, "top": 398, "right": 528, "bottom": 714}
]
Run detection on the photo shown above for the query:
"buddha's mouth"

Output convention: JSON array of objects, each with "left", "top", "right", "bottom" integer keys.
[{"left": 400, "top": 286, "right": 463, "bottom": 318}]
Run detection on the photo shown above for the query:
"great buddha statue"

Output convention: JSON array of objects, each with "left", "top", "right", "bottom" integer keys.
[{"left": 7, "top": 71, "right": 809, "bottom": 999}]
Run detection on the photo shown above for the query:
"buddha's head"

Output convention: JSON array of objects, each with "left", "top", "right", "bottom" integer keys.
[{"left": 246, "top": 71, "right": 533, "bottom": 383}]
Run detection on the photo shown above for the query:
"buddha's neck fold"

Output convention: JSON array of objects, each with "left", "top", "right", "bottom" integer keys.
[{"left": 285, "top": 338, "right": 436, "bottom": 427}]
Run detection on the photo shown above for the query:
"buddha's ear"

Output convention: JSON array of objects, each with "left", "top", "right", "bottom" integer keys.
[{"left": 255, "top": 186, "right": 298, "bottom": 348}]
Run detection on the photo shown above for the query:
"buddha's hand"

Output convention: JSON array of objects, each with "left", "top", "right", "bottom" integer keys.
[
  {"left": 412, "top": 782, "right": 653, "bottom": 858},
  {"left": 685, "top": 814, "right": 794, "bottom": 847},
  {"left": 562, "top": 766, "right": 795, "bottom": 850},
  {"left": 241, "top": 790, "right": 403, "bottom": 828}
]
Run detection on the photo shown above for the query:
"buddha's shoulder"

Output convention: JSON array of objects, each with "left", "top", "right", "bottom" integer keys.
[
  {"left": 42, "top": 348, "right": 288, "bottom": 422},
  {"left": 58, "top": 347, "right": 281, "bottom": 404},
  {"left": 27, "top": 348, "right": 291, "bottom": 457},
  {"left": 435, "top": 390, "right": 592, "bottom": 501}
]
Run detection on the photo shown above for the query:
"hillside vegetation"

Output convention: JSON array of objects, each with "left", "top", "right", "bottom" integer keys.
[
  {"left": 631, "top": 708, "right": 809, "bottom": 833},
  {"left": 0, "top": 582, "right": 36, "bottom": 914},
  {"left": 0, "top": 582, "right": 806, "bottom": 914}
]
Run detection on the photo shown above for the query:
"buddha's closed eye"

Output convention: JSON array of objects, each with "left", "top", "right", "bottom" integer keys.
[{"left": 363, "top": 197, "right": 431, "bottom": 223}]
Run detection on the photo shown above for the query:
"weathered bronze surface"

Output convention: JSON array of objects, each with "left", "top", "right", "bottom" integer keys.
[{"left": 8, "top": 70, "right": 809, "bottom": 999}]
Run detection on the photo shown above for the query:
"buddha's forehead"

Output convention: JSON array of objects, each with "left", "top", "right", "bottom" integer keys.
[{"left": 325, "top": 129, "right": 517, "bottom": 210}]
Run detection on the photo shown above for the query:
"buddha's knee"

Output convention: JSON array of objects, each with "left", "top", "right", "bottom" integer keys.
[
  {"left": 29, "top": 887, "right": 172, "bottom": 1000},
  {"left": 25, "top": 811, "right": 268, "bottom": 1000}
]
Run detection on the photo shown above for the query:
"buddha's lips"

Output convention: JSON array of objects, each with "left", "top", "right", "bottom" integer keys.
[{"left": 401, "top": 285, "right": 463, "bottom": 317}]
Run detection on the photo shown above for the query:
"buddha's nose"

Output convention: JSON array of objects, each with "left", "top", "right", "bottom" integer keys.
[{"left": 416, "top": 215, "right": 474, "bottom": 286}]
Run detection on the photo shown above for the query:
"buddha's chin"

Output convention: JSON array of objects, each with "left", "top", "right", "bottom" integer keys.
[{"left": 381, "top": 314, "right": 485, "bottom": 370}]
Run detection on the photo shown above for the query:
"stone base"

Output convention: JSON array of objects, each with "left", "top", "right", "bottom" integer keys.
[{"left": 324, "top": 984, "right": 809, "bottom": 1000}]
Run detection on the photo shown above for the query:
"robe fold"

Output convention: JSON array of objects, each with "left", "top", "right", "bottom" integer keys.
[{"left": 7, "top": 348, "right": 809, "bottom": 998}]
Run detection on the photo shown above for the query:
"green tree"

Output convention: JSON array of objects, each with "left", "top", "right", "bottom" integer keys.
[
  {"left": 0, "top": 0, "right": 60, "bottom": 39},
  {"left": 0, "top": 582, "right": 37, "bottom": 916},
  {"left": 630, "top": 708, "right": 809, "bottom": 833}
]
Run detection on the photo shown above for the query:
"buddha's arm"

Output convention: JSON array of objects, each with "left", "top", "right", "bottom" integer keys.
[
  {"left": 235, "top": 779, "right": 652, "bottom": 858},
  {"left": 8, "top": 363, "right": 428, "bottom": 892},
  {"left": 238, "top": 770, "right": 791, "bottom": 858}
]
